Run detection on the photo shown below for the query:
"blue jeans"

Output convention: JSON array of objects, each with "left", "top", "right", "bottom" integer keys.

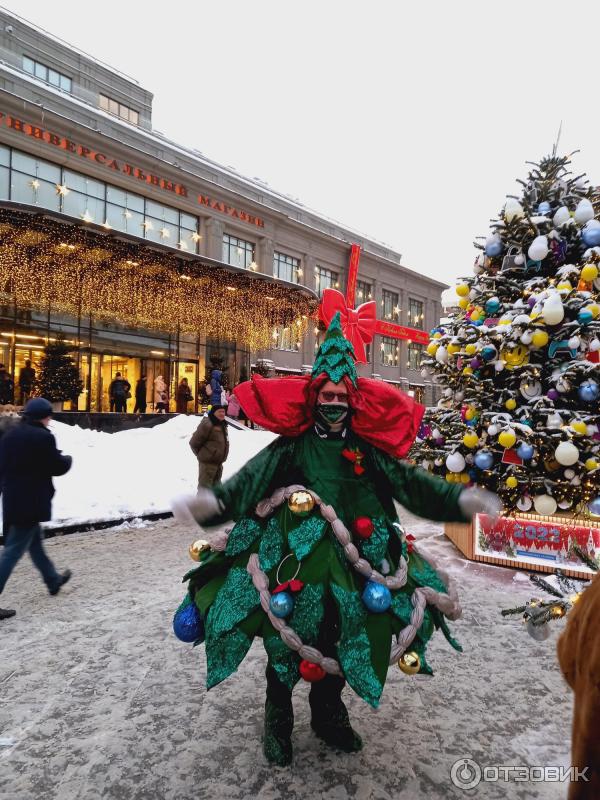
[{"left": 0, "top": 523, "right": 61, "bottom": 595}]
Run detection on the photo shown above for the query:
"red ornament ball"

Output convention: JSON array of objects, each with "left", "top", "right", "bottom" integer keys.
[
  {"left": 299, "top": 660, "right": 326, "bottom": 682},
  {"left": 352, "top": 517, "right": 374, "bottom": 539}
]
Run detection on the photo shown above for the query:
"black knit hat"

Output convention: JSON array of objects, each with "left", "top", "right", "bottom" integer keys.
[{"left": 23, "top": 397, "right": 53, "bottom": 420}]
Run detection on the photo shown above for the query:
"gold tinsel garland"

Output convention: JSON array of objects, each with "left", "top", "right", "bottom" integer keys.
[{"left": 0, "top": 209, "right": 317, "bottom": 350}]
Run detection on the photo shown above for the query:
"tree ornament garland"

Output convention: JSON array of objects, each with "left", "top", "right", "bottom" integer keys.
[{"left": 413, "top": 153, "right": 600, "bottom": 516}]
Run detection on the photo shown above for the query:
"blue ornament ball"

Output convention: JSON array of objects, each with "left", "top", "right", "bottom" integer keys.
[
  {"left": 578, "top": 309, "right": 593, "bottom": 325},
  {"left": 474, "top": 450, "right": 494, "bottom": 470},
  {"left": 579, "top": 380, "right": 599, "bottom": 403},
  {"left": 516, "top": 442, "right": 534, "bottom": 461},
  {"left": 173, "top": 600, "right": 205, "bottom": 643},
  {"left": 485, "top": 240, "right": 503, "bottom": 258},
  {"left": 362, "top": 581, "right": 392, "bottom": 613},
  {"left": 589, "top": 497, "right": 600, "bottom": 517},
  {"left": 481, "top": 345, "right": 497, "bottom": 362},
  {"left": 537, "top": 201, "right": 551, "bottom": 215},
  {"left": 582, "top": 226, "right": 600, "bottom": 247},
  {"left": 269, "top": 591, "right": 294, "bottom": 618},
  {"left": 485, "top": 298, "right": 500, "bottom": 314}
]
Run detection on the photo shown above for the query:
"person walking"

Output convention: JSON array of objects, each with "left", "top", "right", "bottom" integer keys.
[
  {"left": 176, "top": 377, "right": 192, "bottom": 414},
  {"left": 227, "top": 388, "right": 240, "bottom": 420},
  {"left": 0, "top": 397, "right": 73, "bottom": 620},
  {"left": 209, "top": 369, "right": 223, "bottom": 403},
  {"left": 109, "top": 372, "right": 131, "bottom": 413},
  {"left": 189, "top": 403, "right": 229, "bottom": 488},
  {"left": 134, "top": 374, "right": 147, "bottom": 414},
  {"left": 18, "top": 360, "right": 36, "bottom": 405},
  {"left": 154, "top": 375, "right": 169, "bottom": 413},
  {"left": 0, "top": 365, "right": 14, "bottom": 406}
]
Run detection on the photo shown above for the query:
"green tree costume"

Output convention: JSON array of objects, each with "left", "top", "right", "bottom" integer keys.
[{"left": 175, "top": 315, "right": 471, "bottom": 765}]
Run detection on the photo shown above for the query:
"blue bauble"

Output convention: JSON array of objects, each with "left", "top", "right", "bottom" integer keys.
[
  {"left": 578, "top": 309, "right": 593, "bottom": 325},
  {"left": 537, "top": 201, "right": 551, "bottom": 215},
  {"left": 516, "top": 442, "right": 534, "bottom": 461},
  {"left": 173, "top": 601, "right": 205, "bottom": 643},
  {"left": 579, "top": 380, "right": 599, "bottom": 403},
  {"left": 582, "top": 227, "right": 600, "bottom": 247},
  {"left": 485, "top": 298, "right": 500, "bottom": 314},
  {"left": 481, "top": 345, "right": 497, "bottom": 362},
  {"left": 589, "top": 497, "right": 600, "bottom": 517},
  {"left": 269, "top": 591, "right": 294, "bottom": 618},
  {"left": 474, "top": 450, "right": 494, "bottom": 470},
  {"left": 362, "top": 581, "right": 392, "bottom": 613},
  {"left": 485, "top": 240, "right": 503, "bottom": 258}
]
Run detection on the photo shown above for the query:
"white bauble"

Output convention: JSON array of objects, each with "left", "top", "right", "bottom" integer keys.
[
  {"left": 571, "top": 476, "right": 581, "bottom": 486},
  {"left": 528, "top": 235, "right": 549, "bottom": 261},
  {"left": 446, "top": 452, "right": 466, "bottom": 473},
  {"left": 556, "top": 375, "right": 571, "bottom": 393},
  {"left": 558, "top": 499, "right": 573, "bottom": 509},
  {"left": 574, "top": 198, "right": 595, "bottom": 225},
  {"left": 555, "top": 441, "right": 579, "bottom": 466},
  {"left": 504, "top": 198, "right": 524, "bottom": 222},
  {"left": 542, "top": 293, "right": 565, "bottom": 325},
  {"left": 421, "top": 460, "right": 431, "bottom": 470},
  {"left": 454, "top": 391, "right": 464, "bottom": 402},
  {"left": 590, "top": 338, "right": 600, "bottom": 352},
  {"left": 513, "top": 314, "right": 532, "bottom": 326},
  {"left": 553, "top": 206, "right": 571, "bottom": 227},
  {"left": 488, "top": 424, "right": 499, "bottom": 436},
  {"left": 432, "top": 428, "right": 442, "bottom": 439},
  {"left": 443, "top": 388, "right": 453, "bottom": 397},
  {"left": 568, "top": 336, "right": 581, "bottom": 350},
  {"left": 517, "top": 495, "right": 533, "bottom": 512},
  {"left": 495, "top": 361, "right": 506, "bottom": 372},
  {"left": 514, "top": 253, "right": 525, "bottom": 265},
  {"left": 564, "top": 469, "right": 575, "bottom": 480},
  {"left": 434, "top": 458, "right": 444, "bottom": 467},
  {"left": 547, "top": 413, "right": 563, "bottom": 429},
  {"left": 533, "top": 494, "right": 557, "bottom": 516},
  {"left": 435, "top": 346, "right": 448, "bottom": 364}
]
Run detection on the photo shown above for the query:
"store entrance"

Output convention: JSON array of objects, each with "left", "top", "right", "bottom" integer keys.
[
  {"left": 172, "top": 361, "right": 198, "bottom": 413},
  {"left": 15, "top": 344, "right": 45, "bottom": 405}
]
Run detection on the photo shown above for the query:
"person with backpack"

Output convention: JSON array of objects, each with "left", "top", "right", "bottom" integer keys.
[{"left": 109, "top": 372, "right": 131, "bottom": 413}]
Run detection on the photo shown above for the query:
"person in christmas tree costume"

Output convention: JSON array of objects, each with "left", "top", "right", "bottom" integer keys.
[{"left": 171, "top": 313, "right": 501, "bottom": 766}]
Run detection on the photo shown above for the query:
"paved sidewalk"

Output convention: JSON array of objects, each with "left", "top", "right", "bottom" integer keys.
[{"left": 0, "top": 513, "right": 573, "bottom": 800}]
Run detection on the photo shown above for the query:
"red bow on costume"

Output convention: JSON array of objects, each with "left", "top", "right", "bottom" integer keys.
[
  {"left": 320, "top": 288, "right": 376, "bottom": 363},
  {"left": 272, "top": 580, "right": 304, "bottom": 594}
]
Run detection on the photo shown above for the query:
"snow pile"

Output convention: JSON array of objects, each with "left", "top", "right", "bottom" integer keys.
[{"left": 40, "top": 416, "right": 276, "bottom": 527}]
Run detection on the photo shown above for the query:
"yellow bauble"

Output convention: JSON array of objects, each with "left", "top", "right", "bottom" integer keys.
[
  {"left": 398, "top": 651, "right": 421, "bottom": 675},
  {"left": 445, "top": 472, "right": 454, "bottom": 482},
  {"left": 427, "top": 342, "right": 438, "bottom": 356},
  {"left": 506, "top": 476, "right": 518, "bottom": 488},
  {"left": 587, "top": 304, "right": 599, "bottom": 318},
  {"left": 288, "top": 490, "right": 315, "bottom": 516},
  {"left": 433, "top": 332, "right": 442, "bottom": 339},
  {"left": 470, "top": 310, "right": 481, "bottom": 322},
  {"left": 585, "top": 458, "right": 598, "bottom": 471},
  {"left": 581, "top": 264, "right": 599, "bottom": 282},
  {"left": 458, "top": 298, "right": 469, "bottom": 310},
  {"left": 188, "top": 539, "right": 211, "bottom": 561},
  {"left": 500, "top": 344, "right": 530, "bottom": 369},
  {"left": 465, "top": 343, "right": 477, "bottom": 355},
  {"left": 465, "top": 408, "right": 475, "bottom": 420},
  {"left": 557, "top": 281, "right": 572, "bottom": 291},
  {"left": 571, "top": 421, "right": 587, "bottom": 435},
  {"left": 505, "top": 398, "right": 517, "bottom": 410},
  {"left": 460, "top": 472, "right": 470, "bottom": 484},
  {"left": 531, "top": 330, "right": 549, "bottom": 348},
  {"left": 498, "top": 430, "right": 516, "bottom": 448},
  {"left": 462, "top": 366, "right": 473, "bottom": 375},
  {"left": 456, "top": 283, "right": 470, "bottom": 297},
  {"left": 447, "top": 343, "right": 460, "bottom": 355},
  {"left": 463, "top": 432, "right": 479, "bottom": 448}
]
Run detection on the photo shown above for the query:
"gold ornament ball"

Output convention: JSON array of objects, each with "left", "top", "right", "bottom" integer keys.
[
  {"left": 585, "top": 458, "right": 598, "bottom": 471},
  {"left": 571, "top": 421, "right": 587, "bottom": 436},
  {"left": 288, "top": 490, "right": 315, "bottom": 516},
  {"left": 581, "top": 264, "right": 599, "bottom": 282},
  {"left": 498, "top": 430, "right": 516, "bottom": 449},
  {"left": 456, "top": 283, "right": 470, "bottom": 297},
  {"left": 531, "top": 330, "right": 549, "bottom": 348},
  {"left": 465, "top": 343, "right": 477, "bottom": 355},
  {"left": 398, "top": 651, "right": 421, "bottom": 675},
  {"left": 188, "top": 539, "right": 211, "bottom": 561},
  {"left": 458, "top": 298, "right": 470, "bottom": 310},
  {"left": 505, "top": 398, "right": 517, "bottom": 411},
  {"left": 463, "top": 432, "right": 479, "bottom": 448},
  {"left": 506, "top": 476, "right": 518, "bottom": 489}
]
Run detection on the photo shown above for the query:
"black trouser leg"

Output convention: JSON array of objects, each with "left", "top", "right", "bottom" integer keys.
[
  {"left": 309, "top": 673, "right": 363, "bottom": 752},
  {"left": 263, "top": 663, "right": 294, "bottom": 766}
]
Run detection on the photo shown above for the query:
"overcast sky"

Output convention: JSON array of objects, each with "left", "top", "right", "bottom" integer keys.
[{"left": 3, "top": 0, "right": 599, "bottom": 286}]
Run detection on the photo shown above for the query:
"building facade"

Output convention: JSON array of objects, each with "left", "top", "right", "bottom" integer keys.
[{"left": 0, "top": 9, "right": 445, "bottom": 409}]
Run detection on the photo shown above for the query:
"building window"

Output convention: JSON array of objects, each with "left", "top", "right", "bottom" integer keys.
[
  {"left": 23, "top": 56, "right": 72, "bottom": 92},
  {"left": 409, "top": 384, "right": 425, "bottom": 404},
  {"left": 356, "top": 280, "right": 372, "bottom": 302},
  {"left": 315, "top": 266, "right": 339, "bottom": 296},
  {"left": 273, "top": 251, "right": 301, "bottom": 283},
  {"left": 272, "top": 326, "right": 300, "bottom": 351},
  {"left": 382, "top": 289, "right": 400, "bottom": 322},
  {"left": 409, "top": 298, "right": 424, "bottom": 329},
  {"left": 380, "top": 336, "right": 398, "bottom": 367},
  {"left": 222, "top": 233, "right": 255, "bottom": 269},
  {"left": 99, "top": 94, "right": 139, "bottom": 125},
  {"left": 408, "top": 342, "right": 424, "bottom": 371}
]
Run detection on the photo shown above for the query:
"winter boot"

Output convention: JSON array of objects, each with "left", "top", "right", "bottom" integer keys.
[
  {"left": 263, "top": 665, "right": 294, "bottom": 766},
  {"left": 309, "top": 674, "right": 362, "bottom": 753}
]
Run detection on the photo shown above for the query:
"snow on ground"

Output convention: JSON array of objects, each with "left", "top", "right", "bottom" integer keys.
[{"left": 40, "top": 416, "right": 276, "bottom": 527}]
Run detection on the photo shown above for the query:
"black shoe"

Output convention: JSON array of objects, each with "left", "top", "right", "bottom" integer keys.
[
  {"left": 309, "top": 677, "right": 363, "bottom": 753},
  {"left": 0, "top": 607, "right": 16, "bottom": 620},
  {"left": 49, "top": 569, "right": 72, "bottom": 596}
]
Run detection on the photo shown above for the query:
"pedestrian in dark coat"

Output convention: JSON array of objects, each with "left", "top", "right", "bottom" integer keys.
[
  {"left": 210, "top": 369, "right": 223, "bottom": 400},
  {"left": 18, "top": 360, "right": 36, "bottom": 405},
  {"left": 134, "top": 375, "right": 147, "bottom": 414},
  {"left": 176, "top": 377, "right": 192, "bottom": 414},
  {"left": 109, "top": 372, "right": 131, "bottom": 413},
  {"left": 0, "top": 365, "right": 14, "bottom": 406},
  {"left": 0, "top": 398, "right": 73, "bottom": 620},
  {"left": 189, "top": 404, "right": 229, "bottom": 488}
]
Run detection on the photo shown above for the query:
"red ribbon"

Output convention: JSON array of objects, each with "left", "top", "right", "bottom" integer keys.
[
  {"left": 272, "top": 579, "right": 304, "bottom": 595},
  {"left": 320, "top": 288, "right": 376, "bottom": 363}
]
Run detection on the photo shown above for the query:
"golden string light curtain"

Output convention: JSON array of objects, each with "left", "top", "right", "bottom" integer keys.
[{"left": 0, "top": 210, "right": 316, "bottom": 349}]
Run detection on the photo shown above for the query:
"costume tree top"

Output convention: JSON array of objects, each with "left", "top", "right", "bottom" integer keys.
[
  {"left": 171, "top": 313, "right": 500, "bottom": 766},
  {"left": 413, "top": 153, "right": 600, "bottom": 519}
]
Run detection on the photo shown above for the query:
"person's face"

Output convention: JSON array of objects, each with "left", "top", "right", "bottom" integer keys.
[
  {"left": 214, "top": 408, "right": 226, "bottom": 421},
  {"left": 40, "top": 416, "right": 51, "bottom": 427},
  {"left": 317, "top": 380, "right": 349, "bottom": 406}
]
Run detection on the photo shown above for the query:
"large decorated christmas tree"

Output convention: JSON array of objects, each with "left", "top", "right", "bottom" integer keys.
[
  {"left": 413, "top": 153, "right": 600, "bottom": 519},
  {"left": 36, "top": 338, "right": 83, "bottom": 404}
]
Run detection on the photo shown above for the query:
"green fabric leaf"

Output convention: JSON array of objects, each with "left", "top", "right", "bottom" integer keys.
[
  {"left": 195, "top": 574, "right": 227, "bottom": 617},
  {"left": 206, "top": 627, "right": 252, "bottom": 689},
  {"left": 264, "top": 634, "right": 300, "bottom": 691},
  {"left": 330, "top": 583, "right": 383, "bottom": 708},
  {"left": 225, "top": 518, "right": 262, "bottom": 556},
  {"left": 205, "top": 567, "right": 259, "bottom": 639},
  {"left": 365, "top": 614, "right": 393, "bottom": 689},
  {"left": 289, "top": 583, "right": 325, "bottom": 645},
  {"left": 288, "top": 516, "right": 327, "bottom": 560},
  {"left": 408, "top": 550, "right": 448, "bottom": 595},
  {"left": 391, "top": 591, "right": 413, "bottom": 627},
  {"left": 431, "top": 608, "right": 463, "bottom": 652},
  {"left": 258, "top": 517, "right": 284, "bottom": 572},
  {"left": 359, "top": 518, "right": 390, "bottom": 566}
]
